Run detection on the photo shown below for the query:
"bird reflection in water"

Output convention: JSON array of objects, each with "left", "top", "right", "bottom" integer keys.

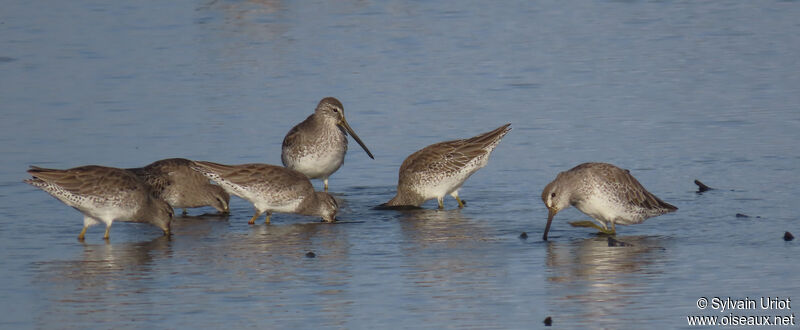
[
  {"left": 30, "top": 236, "right": 172, "bottom": 326},
  {"left": 544, "top": 236, "right": 670, "bottom": 327},
  {"left": 396, "top": 209, "right": 507, "bottom": 323}
]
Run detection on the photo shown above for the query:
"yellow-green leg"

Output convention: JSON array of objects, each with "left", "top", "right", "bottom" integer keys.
[
  {"left": 437, "top": 197, "right": 444, "bottom": 209},
  {"left": 323, "top": 179, "right": 329, "bottom": 192},
  {"left": 264, "top": 212, "right": 271, "bottom": 224},
  {"left": 450, "top": 191, "right": 465, "bottom": 208},
  {"left": 568, "top": 221, "right": 616, "bottom": 235},
  {"left": 78, "top": 226, "right": 88, "bottom": 241},
  {"left": 248, "top": 211, "right": 261, "bottom": 225},
  {"left": 80, "top": 216, "right": 96, "bottom": 241},
  {"left": 103, "top": 225, "right": 111, "bottom": 240}
]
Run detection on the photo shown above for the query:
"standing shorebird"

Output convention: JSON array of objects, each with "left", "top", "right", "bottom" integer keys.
[
  {"left": 190, "top": 161, "right": 338, "bottom": 224},
  {"left": 24, "top": 165, "right": 173, "bottom": 240},
  {"left": 541, "top": 162, "right": 678, "bottom": 240},
  {"left": 128, "top": 158, "right": 230, "bottom": 215},
  {"left": 281, "top": 97, "right": 374, "bottom": 192},
  {"left": 382, "top": 123, "right": 511, "bottom": 209}
]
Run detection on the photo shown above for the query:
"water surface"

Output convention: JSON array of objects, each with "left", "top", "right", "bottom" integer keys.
[{"left": 2, "top": 0, "right": 799, "bottom": 328}]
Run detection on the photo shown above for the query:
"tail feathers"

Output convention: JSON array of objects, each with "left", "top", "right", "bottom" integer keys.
[
  {"left": 660, "top": 200, "right": 678, "bottom": 212},
  {"left": 23, "top": 177, "right": 45, "bottom": 187},
  {"left": 464, "top": 123, "right": 511, "bottom": 147},
  {"left": 646, "top": 193, "right": 678, "bottom": 214},
  {"left": 191, "top": 161, "right": 235, "bottom": 175},
  {"left": 27, "top": 165, "right": 54, "bottom": 174}
]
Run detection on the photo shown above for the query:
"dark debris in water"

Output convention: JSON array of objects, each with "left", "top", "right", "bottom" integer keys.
[
  {"left": 543, "top": 316, "right": 552, "bottom": 326},
  {"left": 305, "top": 251, "right": 316, "bottom": 258},
  {"left": 785, "top": 232, "right": 794, "bottom": 241},
  {"left": 519, "top": 232, "right": 528, "bottom": 240},
  {"left": 694, "top": 179, "right": 713, "bottom": 193},
  {"left": 607, "top": 237, "right": 634, "bottom": 247},
  {"left": 736, "top": 213, "right": 761, "bottom": 219}
]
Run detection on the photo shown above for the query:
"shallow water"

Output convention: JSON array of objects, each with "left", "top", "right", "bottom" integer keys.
[{"left": 2, "top": 0, "right": 800, "bottom": 328}]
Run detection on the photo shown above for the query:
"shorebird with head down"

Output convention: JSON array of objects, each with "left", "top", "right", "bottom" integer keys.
[
  {"left": 191, "top": 161, "right": 338, "bottom": 224},
  {"left": 25, "top": 165, "right": 172, "bottom": 240},
  {"left": 128, "top": 158, "right": 230, "bottom": 215},
  {"left": 381, "top": 123, "right": 511, "bottom": 209},
  {"left": 541, "top": 162, "right": 677, "bottom": 240}
]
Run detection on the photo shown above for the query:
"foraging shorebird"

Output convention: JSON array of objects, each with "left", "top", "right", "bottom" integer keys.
[
  {"left": 281, "top": 97, "right": 374, "bottom": 192},
  {"left": 24, "top": 165, "right": 173, "bottom": 240},
  {"left": 382, "top": 123, "right": 511, "bottom": 209},
  {"left": 128, "top": 158, "right": 230, "bottom": 215},
  {"left": 190, "top": 161, "right": 338, "bottom": 223},
  {"left": 541, "top": 162, "right": 677, "bottom": 240}
]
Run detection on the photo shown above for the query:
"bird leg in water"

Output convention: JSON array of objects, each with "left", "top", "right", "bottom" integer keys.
[
  {"left": 323, "top": 179, "right": 329, "bottom": 192},
  {"left": 450, "top": 191, "right": 465, "bottom": 208},
  {"left": 248, "top": 210, "right": 261, "bottom": 225},
  {"left": 265, "top": 212, "right": 271, "bottom": 224},
  {"left": 78, "top": 226, "right": 88, "bottom": 241},
  {"left": 437, "top": 197, "right": 444, "bottom": 209},
  {"left": 568, "top": 221, "right": 616, "bottom": 235}
]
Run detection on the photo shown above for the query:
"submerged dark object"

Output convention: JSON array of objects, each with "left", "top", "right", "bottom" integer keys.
[
  {"left": 519, "top": 232, "right": 528, "bottom": 239},
  {"left": 543, "top": 316, "right": 552, "bottom": 326},
  {"left": 607, "top": 237, "right": 634, "bottom": 247},
  {"left": 305, "top": 251, "right": 316, "bottom": 258},
  {"left": 694, "top": 179, "right": 713, "bottom": 193},
  {"left": 785, "top": 232, "right": 794, "bottom": 241},
  {"left": 736, "top": 213, "right": 750, "bottom": 218}
]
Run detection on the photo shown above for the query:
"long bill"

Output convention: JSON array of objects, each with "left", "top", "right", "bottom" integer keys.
[
  {"left": 340, "top": 118, "right": 375, "bottom": 159},
  {"left": 542, "top": 208, "right": 556, "bottom": 241}
]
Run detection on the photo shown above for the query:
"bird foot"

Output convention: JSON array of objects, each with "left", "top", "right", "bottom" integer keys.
[{"left": 568, "top": 221, "right": 616, "bottom": 235}]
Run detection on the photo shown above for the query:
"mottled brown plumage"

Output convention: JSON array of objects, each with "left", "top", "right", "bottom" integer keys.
[
  {"left": 281, "top": 97, "right": 374, "bottom": 192},
  {"left": 24, "top": 165, "right": 173, "bottom": 240},
  {"left": 191, "top": 161, "right": 338, "bottom": 223},
  {"left": 541, "top": 162, "right": 677, "bottom": 240},
  {"left": 383, "top": 123, "right": 511, "bottom": 209},
  {"left": 128, "top": 158, "right": 230, "bottom": 215}
]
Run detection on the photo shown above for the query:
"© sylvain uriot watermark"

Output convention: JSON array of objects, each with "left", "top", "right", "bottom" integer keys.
[
  {"left": 698, "top": 297, "right": 791, "bottom": 312},
  {"left": 688, "top": 297, "right": 795, "bottom": 326}
]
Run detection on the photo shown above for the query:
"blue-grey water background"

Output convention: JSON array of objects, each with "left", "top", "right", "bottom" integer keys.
[{"left": 2, "top": 1, "right": 799, "bottom": 328}]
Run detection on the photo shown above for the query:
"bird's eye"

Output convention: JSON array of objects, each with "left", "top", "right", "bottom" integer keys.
[
  {"left": 333, "top": 109, "right": 339, "bottom": 113},
  {"left": 551, "top": 193, "right": 556, "bottom": 198}
]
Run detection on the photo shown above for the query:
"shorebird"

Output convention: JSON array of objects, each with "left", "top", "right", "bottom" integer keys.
[
  {"left": 541, "top": 162, "right": 677, "bottom": 240},
  {"left": 281, "top": 97, "right": 374, "bottom": 192},
  {"left": 128, "top": 158, "right": 230, "bottom": 215},
  {"left": 382, "top": 123, "right": 511, "bottom": 209},
  {"left": 190, "top": 161, "right": 338, "bottom": 224},
  {"left": 24, "top": 165, "right": 173, "bottom": 240}
]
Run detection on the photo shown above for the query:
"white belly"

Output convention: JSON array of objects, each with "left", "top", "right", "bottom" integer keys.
[
  {"left": 418, "top": 173, "right": 467, "bottom": 200},
  {"left": 254, "top": 198, "right": 304, "bottom": 214},
  {"left": 574, "top": 194, "right": 623, "bottom": 225},
  {"left": 289, "top": 150, "right": 344, "bottom": 179}
]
